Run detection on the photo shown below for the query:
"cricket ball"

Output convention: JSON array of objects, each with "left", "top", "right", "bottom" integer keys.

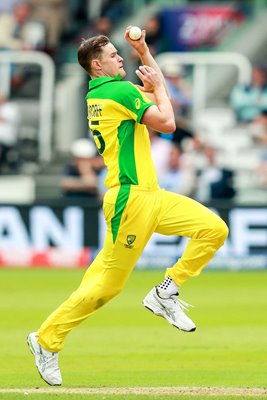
[{"left": 129, "top": 26, "right": 142, "bottom": 41}]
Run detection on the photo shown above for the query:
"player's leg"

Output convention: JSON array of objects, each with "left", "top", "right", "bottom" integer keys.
[
  {"left": 28, "top": 242, "right": 138, "bottom": 387},
  {"left": 156, "top": 191, "right": 228, "bottom": 285},
  {"left": 143, "top": 190, "right": 228, "bottom": 331},
  {"left": 28, "top": 187, "right": 160, "bottom": 384},
  {"left": 36, "top": 239, "right": 140, "bottom": 353},
  {"left": 36, "top": 187, "right": 160, "bottom": 352}
]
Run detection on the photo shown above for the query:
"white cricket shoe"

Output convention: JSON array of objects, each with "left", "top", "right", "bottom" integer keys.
[
  {"left": 27, "top": 332, "right": 62, "bottom": 386},
  {"left": 143, "top": 287, "right": 196, "bottom": 332}
]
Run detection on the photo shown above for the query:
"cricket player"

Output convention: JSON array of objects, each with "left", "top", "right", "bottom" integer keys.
[{"left": 27, "top": 26, "right": 229, "bottom": 386}]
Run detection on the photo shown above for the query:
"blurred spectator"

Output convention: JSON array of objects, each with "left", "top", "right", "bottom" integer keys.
[
  {"left": 250, "top": 109, "right": 267, "bottom": 187},
  {"left": 88, "top": 16, "right": 113, "bottom": 37},
  {"left": 0, "top": 0, "right": 25, "bottom": 14},
  {"left": 172, "top": 121, "right": 200, "bottom": 150},
  {"left": 66, "top": 0, "right": 88, "bottom": 37},
  {"left": 230, "top": 64, "right": 267, "bottom": 122},
  {"left": 159, "top": 142, "right": 196, "bottom": 197},
  {"left": 162, "top": 63, "right": 192, "bottom": 118},
  {"left": 102, "top": 0, "right": 128, "bottom": 24},
  {"left": 161, "top": 62, "right": 205, "bottom": 156},
  {"left": 257, "top": 150, "right": 267, "bottom": 187},
  {"left": 0, "top": 2, "right": 39, "bottom": 50},
  {"left": 0, "top": 2, "right": 47, "bottom": 91},
  {"left": 61, "top": 138, "right": 104, "bottom": 199},
  {"left": 28, "top": 0, "right": 69, "bottom": 55},
  {"left": 98, "top": 166, "right": 108, "bottom": 200},
  {"left": 248, "top": 109, "right": 267, "bottom": 144},
  {"left": 144, "top": 15, "right": 169, "bottom": 56},
  {"left": 0, "top": 91, "right": 20, "bottom": 172},
  {"left": 161, "top": 63, "right": 200, "bottom": 148},
  {"left": 196, "top": 146, "right": 235, "bottom": 202},
  {"left": 69, "top": 16, "right": 116, "bottom": 65}
]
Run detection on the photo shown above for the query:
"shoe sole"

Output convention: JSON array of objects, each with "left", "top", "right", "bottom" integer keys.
[
  {"left": 143, "top": 301, "right": 196, "bottom": 333},
  {"left": 27, "top": 334, "right": 61, "bottom": 387}
]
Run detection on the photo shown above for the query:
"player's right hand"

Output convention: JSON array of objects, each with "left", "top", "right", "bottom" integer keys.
[{"left": 124, "top": 25, "right": 147, "bottom": 53}]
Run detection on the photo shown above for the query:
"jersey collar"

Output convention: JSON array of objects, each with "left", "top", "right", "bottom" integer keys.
[{"left": 89, "top": 74, "right": 122, "bottom": 90}]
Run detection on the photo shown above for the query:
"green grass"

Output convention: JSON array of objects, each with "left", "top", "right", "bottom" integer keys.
[
  {"left": 1, "top": 396, "right": 267, "bottom": 400},
  {"left": 2, "top": 396, "right": 267, "bottom": 400},
  {"left": 0, "top": 268, "right": 267, "bottom": 400}
]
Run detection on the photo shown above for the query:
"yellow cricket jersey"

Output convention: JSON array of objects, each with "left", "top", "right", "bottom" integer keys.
[{"left": 86, "top": 74, "right": 159, "bottom": 190}]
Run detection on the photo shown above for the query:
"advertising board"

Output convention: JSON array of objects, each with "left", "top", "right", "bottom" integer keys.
[{"left": 0, "top": 203, "right": 266, "bottom": 269}]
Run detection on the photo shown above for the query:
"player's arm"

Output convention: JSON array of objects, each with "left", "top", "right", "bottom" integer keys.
[
  {"left": 125, "top": 26, "right": 170, "bottom": 99},
  {"left": 125, "top": 26, "right": 175, "bottom": 133},
  {"left": 136, "top": 65, "right": 176, "bottom": 134}
]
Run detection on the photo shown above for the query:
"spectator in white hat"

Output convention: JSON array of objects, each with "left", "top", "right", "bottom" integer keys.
[
  {"left": 162, "top": 63, "right": 192, "bottom": 118},
  {"left": 61, "top": 138, "right": 103, "bottom": 199}
]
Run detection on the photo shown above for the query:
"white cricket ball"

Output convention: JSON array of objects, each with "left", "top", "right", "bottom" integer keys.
[{"left": 129, "top": 26, "right": 142, "bottom": 41}]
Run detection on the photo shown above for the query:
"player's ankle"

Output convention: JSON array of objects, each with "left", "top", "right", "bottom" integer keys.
[{"left": 156, "top": 276, "right": 179, "bottom": 299}]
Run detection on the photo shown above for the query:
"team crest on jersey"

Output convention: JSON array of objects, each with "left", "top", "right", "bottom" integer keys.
[
  {"left": 124, "top": 235, "right": 136, "bottom": 248},
  {"left": 135, "top": 98, "right": 141, "bottom": 110}
]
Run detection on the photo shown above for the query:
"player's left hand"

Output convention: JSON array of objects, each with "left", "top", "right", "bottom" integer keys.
[{"left": 135, "top": 65, "right": 161, "bottom": 93}]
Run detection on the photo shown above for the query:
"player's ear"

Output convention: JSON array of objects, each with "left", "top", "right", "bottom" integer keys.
[{"left": 91, "top": 59, "right": 102, "bottom": 71}]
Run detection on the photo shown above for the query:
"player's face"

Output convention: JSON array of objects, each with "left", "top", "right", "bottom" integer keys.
[{"left": 99, "top": 43, "right": 126, "bottom": 78}]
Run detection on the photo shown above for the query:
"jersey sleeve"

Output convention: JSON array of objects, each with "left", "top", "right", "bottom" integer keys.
[{"left": 119, "top": 81, "right": 155, "bottom": 123}]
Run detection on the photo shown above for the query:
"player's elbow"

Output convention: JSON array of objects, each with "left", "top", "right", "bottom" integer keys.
[
  {"left": 142, "top": 107, "right": 176, "bottom": 133},
  {"left": 161, "top": 120, "right": 176, "bottom": 134}
]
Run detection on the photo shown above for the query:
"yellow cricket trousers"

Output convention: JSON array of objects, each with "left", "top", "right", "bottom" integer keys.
[{"left": 37, "top": 185, "right": 228, "bottom": 352}]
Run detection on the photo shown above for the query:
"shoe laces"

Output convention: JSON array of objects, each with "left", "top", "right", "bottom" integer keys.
[
  {"left": 170, "top": 294, "right": 194, "bottom": 312},
  {"left": 39, "top": 349, "right": 59, "bottom": 372}
]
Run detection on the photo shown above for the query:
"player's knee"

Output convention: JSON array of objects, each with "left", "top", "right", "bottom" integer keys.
[
  {"left": 106, "top": 285, "right": 123, "bottom": 299},
  {"left": 107, "top": 282, "right": 122, "bottom": 295},
  {"left": 214, "top": 218, "right": 229, "bottom": 245},
  {"left": 95, "top": 284, "right": 123, "bottom": 306}
]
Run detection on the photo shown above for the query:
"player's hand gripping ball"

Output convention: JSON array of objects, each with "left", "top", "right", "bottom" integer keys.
[{"left": 129, "top": 26, "right": 142, "bottom": 41}]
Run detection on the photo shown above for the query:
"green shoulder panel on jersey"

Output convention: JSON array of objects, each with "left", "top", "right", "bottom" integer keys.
[{"left": 87, "top": 79, "right": 154, "bottom": 123}]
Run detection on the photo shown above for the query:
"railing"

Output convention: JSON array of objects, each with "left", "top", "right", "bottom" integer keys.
[
  {"left": 156, "top": 51, "right": 252, "bottom": 116},
  {"left": 0, "top": 51, "right": 55, "bottom": 162},
  {"left": 0, "top": 50, "right": 251, "bottom": 162}
]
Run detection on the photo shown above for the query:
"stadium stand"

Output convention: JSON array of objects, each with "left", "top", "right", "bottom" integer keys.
[{"left": 0, "top": 0, "right": 267, "bottom": 204}]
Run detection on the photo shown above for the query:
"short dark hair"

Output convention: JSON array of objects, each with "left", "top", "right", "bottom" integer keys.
[{"left": 77, "top": 35, "right": 110, "bottom": 75}]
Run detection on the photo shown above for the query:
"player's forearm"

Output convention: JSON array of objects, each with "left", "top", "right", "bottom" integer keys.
[
  {"left": 142, "top": 86, "right": 176, "bottom": 134},
  {"left": 139, "top": 46, "right": 170, "bottom": 98},
  {"left": 137, "top": 65, "right": 175, "bottom": 133},
  {"left": 154, "top": 86, "right": 175, "bottom": 129}
]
